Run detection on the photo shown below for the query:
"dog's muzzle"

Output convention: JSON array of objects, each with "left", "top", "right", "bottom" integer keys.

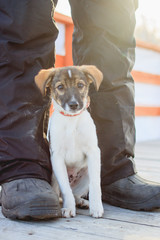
[
  {"left": 60, "top": 100, "right": 90, "bottom": 117},
  {"left": 68, "top": 101, "right": 79, "bottom": 111}
]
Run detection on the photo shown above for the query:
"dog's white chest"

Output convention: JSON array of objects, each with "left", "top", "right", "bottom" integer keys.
[{"left": 49, "top": 110, "right": 98, "bottom": 168}]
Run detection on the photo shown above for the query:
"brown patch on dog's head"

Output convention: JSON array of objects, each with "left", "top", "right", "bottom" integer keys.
[
  {"left": 35, "top": 67, "right": 56, "bottom": 95},
  {"left": 78, "top": 65, "right": 103, "bottom": 91},
  {"left": 35, "top": 65, "right": 103, "bottom": 113}
]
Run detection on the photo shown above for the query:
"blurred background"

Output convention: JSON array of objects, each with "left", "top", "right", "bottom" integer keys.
[{"left": 135, "top": 0, "right": 160, "bottom": 46}]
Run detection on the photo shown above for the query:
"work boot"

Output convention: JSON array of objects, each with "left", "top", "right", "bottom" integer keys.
[
  {"left": 102, "top": 174, "right": 160, "bottom": 211},
  {"left": 1, "top": 178, "right": 61, "bottom": 220}
]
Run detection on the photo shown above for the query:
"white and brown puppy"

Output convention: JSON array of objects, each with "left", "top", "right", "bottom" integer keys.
[{"left": 35, "top": 65, "right": 104, "bottom": 218}]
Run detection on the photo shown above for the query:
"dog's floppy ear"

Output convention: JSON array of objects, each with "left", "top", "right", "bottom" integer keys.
[
  {"left": 35, "top": 68, "right": 56, "bottom": 95},
  {"left": 80, "top": 65, "right": 103, "bottom": 90}
]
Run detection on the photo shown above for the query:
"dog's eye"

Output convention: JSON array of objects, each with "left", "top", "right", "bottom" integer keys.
[
  {"left": 77, "top": 82, "right": 84, "bottom": 89},
  {"left": 57, "top": 84, "right": 64, "bottom": 91}
]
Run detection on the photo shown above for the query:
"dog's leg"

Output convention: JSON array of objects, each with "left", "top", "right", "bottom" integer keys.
[
  {"left": 51, "top": 153, "right": 76, "bottom": 218},
  {"left": 72, "top": 171, "right": 89, "bottom": 209},
  {"left": 87, "top": 148, "right": 104, "bottom": 218}
]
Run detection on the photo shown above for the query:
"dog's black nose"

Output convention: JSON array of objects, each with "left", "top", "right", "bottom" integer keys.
[{"left": 68, "top": 101, "right": 79, "bottom": 110}]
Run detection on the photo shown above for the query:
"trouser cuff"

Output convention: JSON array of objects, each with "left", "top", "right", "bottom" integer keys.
[{"left": 0, "top": 159, "right": 52, "bottom": 184}]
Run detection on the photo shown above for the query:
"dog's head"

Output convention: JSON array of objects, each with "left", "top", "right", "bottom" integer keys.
[{"left": 35, "top": 65, "right": 103, "bottom": 114}]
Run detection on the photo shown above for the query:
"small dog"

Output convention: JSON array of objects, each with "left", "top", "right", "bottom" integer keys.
[{"left": 35, "top": 65, "right": 104, "bottom": 218}]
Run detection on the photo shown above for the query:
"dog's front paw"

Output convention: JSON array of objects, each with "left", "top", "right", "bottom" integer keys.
[
  {"left": 90, "top": 202, "right": 104, "bottom": 218},
  {"left": 61, "top": 208, "right": 76, "bottom": 218}
]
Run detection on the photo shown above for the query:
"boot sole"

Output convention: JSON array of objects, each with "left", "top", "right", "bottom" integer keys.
[
  {"left": 103, "top": 194, "right": 160, "bottom": 211},
  {"left": 2, "top": 199, "right": 61, "bottom": 220}
]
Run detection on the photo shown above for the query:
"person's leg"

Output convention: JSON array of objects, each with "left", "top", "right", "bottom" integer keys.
[
  {"left": 69, "top": 0, "right": 160, "bottom": 210},
  {"left": 0, "top": 0, "right": 61, "bottom": 219},
  {"left": 69, "top": 0, "right": 136, "bottom": 187}
]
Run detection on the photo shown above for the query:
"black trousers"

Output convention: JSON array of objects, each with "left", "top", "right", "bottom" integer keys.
[{"left": 0, "top": 0, "right": 137, "bottom": 185}]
